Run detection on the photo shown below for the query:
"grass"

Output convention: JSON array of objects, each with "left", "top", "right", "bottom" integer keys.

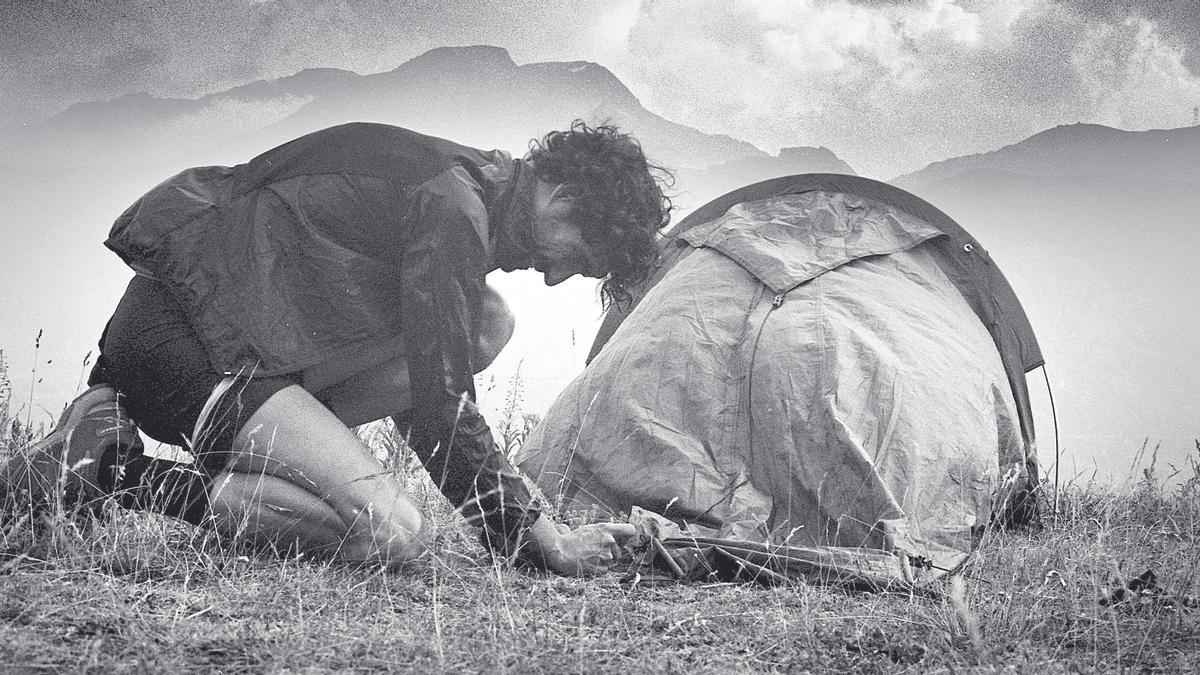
[{"left": 3, "top": 362, "right": 1200, "bottom": 672}]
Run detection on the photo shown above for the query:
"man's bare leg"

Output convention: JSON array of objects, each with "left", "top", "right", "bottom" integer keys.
[
  {"left": 206, "top": 385, "right": 426, "bottom": 566},
  {"left": 201, "top": 285, "right": 514, "bottom": 564},
  {"left": 207, "top": 471, "right": 350, "bottom": 556}
]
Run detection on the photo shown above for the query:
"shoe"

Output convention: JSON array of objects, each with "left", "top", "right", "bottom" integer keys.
[{"left": 1, "top": 384, "right": 144, "bottom": 517}]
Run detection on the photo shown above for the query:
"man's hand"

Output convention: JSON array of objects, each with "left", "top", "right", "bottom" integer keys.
[{"left": 526, "top": 514, "right": 636, "bottom": 576}]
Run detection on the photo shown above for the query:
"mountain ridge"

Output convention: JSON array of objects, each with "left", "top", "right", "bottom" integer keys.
[
  {"left": 10, "top": 45, "right": 765, "bottom": 173},
  {"left": 894, "top": 122, "right": 1200, "bottom": 188},
  {"left": 18, "top": 46, "right": 1200, "bottom": 193}
]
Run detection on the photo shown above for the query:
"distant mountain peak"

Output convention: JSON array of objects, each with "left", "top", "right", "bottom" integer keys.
[
  {"left": 271, "top": 67, "right": 359, "bottom": 86},
  {"left": 394, "top": 45, "right": 517, "bottom": 73},
  {"left": 216, "top": 67, "right": 361, "bottom": 101},
  {"left": 894, "top": 123, "right": 1200, "bottom": 188},
  {"left": 673, "top": 145, "right": 857, "bottom": 208},
  {"left": 1020, "top": 122, "right": 1125, "bottom": 147},
  {"left": 705, "top": 145, "right": 854, "bottom": 174},
  {"left": 778, "top": 146, "right": 845, "bottom": 164},
  {"left": 53, "top": 92, "right": 198, "bottom": 129},
  {"left": 519, "top": 59, "right": 639, "bottom": 107}
]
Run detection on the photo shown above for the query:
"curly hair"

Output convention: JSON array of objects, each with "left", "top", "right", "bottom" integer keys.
[{"left": 526, "top": 120, "right": 673, "bottom": 308}]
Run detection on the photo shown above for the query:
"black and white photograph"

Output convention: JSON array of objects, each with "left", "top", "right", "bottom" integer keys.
[{"left": 2, "top": 1, "right": 1198, "bottom": 670}]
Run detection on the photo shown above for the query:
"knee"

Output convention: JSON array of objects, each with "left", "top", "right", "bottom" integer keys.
[
  {"left": 382, "top": 508, "right": 428, "bottom": 563},
  {"left": 474, "top": 284, "right": 514, "bottom": 371},
  {"left": 347, "top": 495, "right": 429, "bottom": 566},
  {"left": 206, "top": 470, "right": 429, "bottom": 566}
]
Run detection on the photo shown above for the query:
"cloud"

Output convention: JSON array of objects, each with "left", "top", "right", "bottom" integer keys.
[
  {"left": 1, "top": 2, "right": 284, "bottom": 125},
  {"left": 1070, "top": 11, "right": 1200, "bottom": 128},
  {"left": 1058, "top": 0, "right": 1200, "bottom": 72},
  {"left": 610, "top": 0, "right": 1200, "bottom": 177}
]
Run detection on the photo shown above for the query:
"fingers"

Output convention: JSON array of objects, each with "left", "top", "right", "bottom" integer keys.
[
  {"left": 561, "top": 525, "right": 626, "bottom": 576},
  {"left": 580, "top": 546, "right": 619, "bottom": 576},
  {"left": 592, "top": 524, "right": 634, "bottom": 572},
  {"left": 578, "top": 522, "right": 637, "bottom": 542},
  {"left": 598, "top": 522, "right": 638, "bottom": 543},
  {"left": 538, "top": 521, "right": 638, "bottom": 577}
]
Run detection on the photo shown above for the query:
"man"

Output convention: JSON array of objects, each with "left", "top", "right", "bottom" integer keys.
[{"left": 2, "top": 120, "right": 671, "bottom": 575}]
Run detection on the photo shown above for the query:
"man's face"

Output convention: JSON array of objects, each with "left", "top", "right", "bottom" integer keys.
[{"left": 529, "top": 183, "right": 604, "bottom": 286}]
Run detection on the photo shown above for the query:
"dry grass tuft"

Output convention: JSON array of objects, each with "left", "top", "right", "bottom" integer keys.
[{"left": 3, "top": 365, "right": 1199, "bottom": 671}]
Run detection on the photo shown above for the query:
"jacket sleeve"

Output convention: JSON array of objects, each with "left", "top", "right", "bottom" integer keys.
[{"left": 391, "top": 167, "right": 542, "bottom": 554}]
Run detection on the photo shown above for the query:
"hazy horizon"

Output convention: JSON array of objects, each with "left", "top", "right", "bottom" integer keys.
[{"left": 3, "top": 0, "right": 1199, "bottom": 486}]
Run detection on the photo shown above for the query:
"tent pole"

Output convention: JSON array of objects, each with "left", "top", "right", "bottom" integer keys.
[{"left": 1041, "top": 366, "right": 1062, "bottom": 523}]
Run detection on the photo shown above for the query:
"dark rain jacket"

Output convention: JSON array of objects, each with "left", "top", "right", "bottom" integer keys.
[{"left": 104, "top": 122, "right": 541, "bottom": 548}]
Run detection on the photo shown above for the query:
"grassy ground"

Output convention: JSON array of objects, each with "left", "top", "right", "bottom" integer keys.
[
  {"left": 4, "top": 446, "right": 1199, "bottom": 673},
  {"left": 2, "top": 373, "right": 1199, "bottom": 671}
]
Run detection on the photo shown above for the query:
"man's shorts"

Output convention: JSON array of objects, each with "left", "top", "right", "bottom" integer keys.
[{"left": 89, "top": 275, "right": 301, "bottom": 479}]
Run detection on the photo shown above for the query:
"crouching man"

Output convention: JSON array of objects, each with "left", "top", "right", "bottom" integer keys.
[{"left": 2, "top": 120, "right": 672, "bottom": 575}]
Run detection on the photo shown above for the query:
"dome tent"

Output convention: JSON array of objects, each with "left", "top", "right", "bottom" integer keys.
[{"left": 515, "top": 174, "right": 1042, "bottom": 588}]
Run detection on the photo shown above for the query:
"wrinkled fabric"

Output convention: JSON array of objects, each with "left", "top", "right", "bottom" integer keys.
[
  {"left": 590, "top": 175, "right": 1043, "bottom": 500},
  {"left": 104, "top": 122, "right": 541, "bottom": 545},
  {"left": 517, "top": 189, "right": 1030, "bottom": 582}
]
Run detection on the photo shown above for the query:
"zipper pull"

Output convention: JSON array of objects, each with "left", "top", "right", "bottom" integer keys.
[{"left": 772, "top": 293, "right": 784, "bottom": 308}]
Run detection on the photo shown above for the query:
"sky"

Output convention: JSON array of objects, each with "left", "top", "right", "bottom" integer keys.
[
  {"left": 1, "top": 0, "right": 1198, "bottom": 480},
  {"left": 2, "top": 0, "right": 1199, "bottom": 178}
]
